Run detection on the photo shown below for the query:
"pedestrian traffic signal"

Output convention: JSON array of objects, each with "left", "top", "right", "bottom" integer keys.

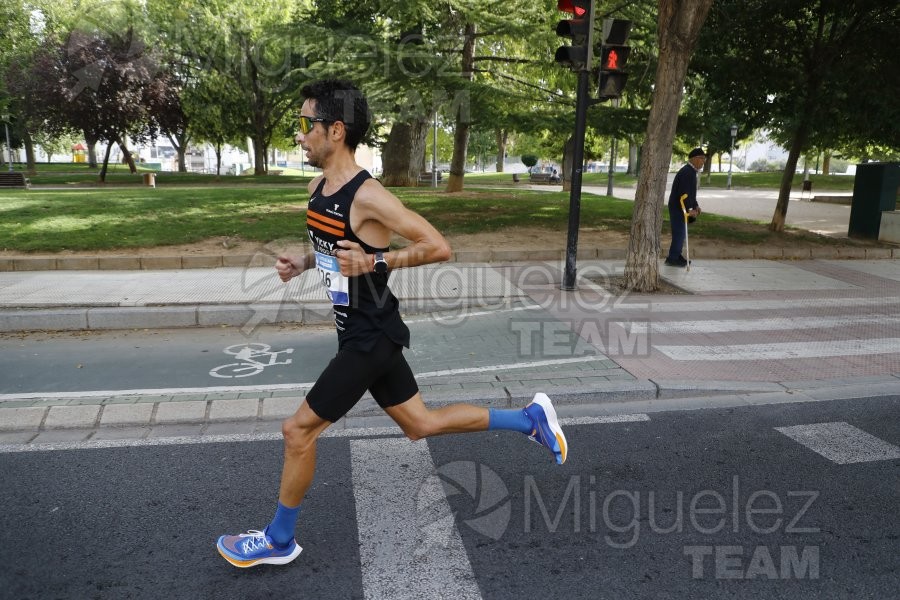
[
  {"left": 555, "top": 0, "right": 595, "bottom": 72},
  {"left": 596, "top": 18, "right": 632, "bottom": 100}
]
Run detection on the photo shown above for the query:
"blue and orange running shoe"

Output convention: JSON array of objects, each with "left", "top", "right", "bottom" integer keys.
[
  {"left": 217, "top": 529, "right": 302, "bottom": 568},
  {"left": 523, "top": 393, "right": 568, "bottom": 465}
]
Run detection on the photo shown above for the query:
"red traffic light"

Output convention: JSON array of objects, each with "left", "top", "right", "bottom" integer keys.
[
  {"left": 606, "top": 49, "right": 619, "bottom": 69},
  {"left": 558, "top": 0, "right": 587, "bottom": 16},
  {"left": 599, "top": 45, "right": 630, "bottom": 72}
]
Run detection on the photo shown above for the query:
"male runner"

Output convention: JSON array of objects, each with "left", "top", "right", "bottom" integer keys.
[{"left": 217, "top": 79, "right": 568, "bottom": 568}]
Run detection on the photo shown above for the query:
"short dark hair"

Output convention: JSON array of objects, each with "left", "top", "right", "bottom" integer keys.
[{"left": 301, "top": 79, "right": 370, "bottom": 151}]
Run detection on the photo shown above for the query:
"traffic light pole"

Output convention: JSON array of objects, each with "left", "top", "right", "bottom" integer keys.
[{"left": 562, "top": 68, "right": 591, "bottom": 291}]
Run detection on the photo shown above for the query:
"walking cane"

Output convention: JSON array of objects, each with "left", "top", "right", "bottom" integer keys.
[{"left": 679, "top": 193, "right": 690, "bottom": 272}]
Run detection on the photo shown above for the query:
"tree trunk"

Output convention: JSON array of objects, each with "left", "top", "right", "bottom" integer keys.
[
  {"left": 215, "top": 143, "right": 222, "bottom": 177},
  {"left": 118, "top": 138, "right": 137, "bottom": 173},
  {"left": 627, "top": 138, "right": 638, "bottom": 175},
  {"left": 84, "top": 130, "right": 99, "bottom": 168},
  {"left": 381, "top": 119, "right": 429, "bottom": 186},
  {"left": 446, "top": 23, "right": 476, "bottom": 193},
  {"left": 770, "top": 123, "right": 808, "bottom": 232},
  {"left": 98, "top": 140, "right": 114, "bottom": 182},
  {"left": 822, "top": 150, "right": 831, "bottom": 175},
  {"left": 495, "top": 128, "right": 507, "bottom": 172},
  {"left": 23, "top": 130, "right": 36, "bottom": 175},
  {"left": 624, "top": 0, "right": 713, "bottom": 292}
]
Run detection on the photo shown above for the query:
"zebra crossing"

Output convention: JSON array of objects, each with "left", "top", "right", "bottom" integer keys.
[{"left": 598, "top": 291, "right": 900, "bottom": 378}]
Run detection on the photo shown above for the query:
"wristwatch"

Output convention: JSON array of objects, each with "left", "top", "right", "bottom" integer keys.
[{"left": 373, "top": 251, "right": 388, "bottom": 274}]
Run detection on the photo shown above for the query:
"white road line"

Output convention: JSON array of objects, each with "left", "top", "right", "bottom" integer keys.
[
  {"left": 351, "top": 438, "right": 482, "bottom": 600},
  {"left": 775, "top": 422, "right": 900, "bottom": 464},
  {"left": 656, "top": 338, "right": 900, "bottom": 361},
  {"left": 416, "top": 355, "right": 607, "bottom": 378},
  {"left": 405, "top": 304, "right": 542, "bottom": 323},
  {"left": 618, "top": 297, "right": 900, "bottom": 314},
  {"left": 559, "top": 413, "right": 650, "bottom": 425},
  {"left": 0, "top": 383, "right": 317, "bottom": 402},
  {"left": 624, "top": 314, "right": 900, "bottom": 334}
]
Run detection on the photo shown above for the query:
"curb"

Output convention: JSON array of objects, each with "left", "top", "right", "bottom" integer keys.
[
  {"left": 2, "top": 377, "right": 897, "bottom": 448},
  {"left": 2, "top": 245, "right": 897, "bottom": 272}
]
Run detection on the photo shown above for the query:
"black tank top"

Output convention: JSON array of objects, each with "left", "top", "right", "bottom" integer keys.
[{"left": 306, "top": 170, "right": 410, "bottom": 351}]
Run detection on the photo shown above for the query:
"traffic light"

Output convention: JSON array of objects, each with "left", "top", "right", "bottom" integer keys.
[
  {"left": 555, "top": 0, "right": 595, "bottom": 72},
  {"left": 596, "top": 18, "right": 632, "bottom": 100}
]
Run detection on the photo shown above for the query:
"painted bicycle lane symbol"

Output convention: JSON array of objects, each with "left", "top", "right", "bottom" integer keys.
[{"left": 209, "top": 343, "right": 294, "bottom": 379}]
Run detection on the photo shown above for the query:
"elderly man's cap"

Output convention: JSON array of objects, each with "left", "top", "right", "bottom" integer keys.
[{"left": 689, "top": 147, "right": 707, "bottom": 158}]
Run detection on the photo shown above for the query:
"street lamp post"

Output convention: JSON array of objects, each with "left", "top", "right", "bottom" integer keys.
[
  {"left": 2, "top": 114, "right": 12, "bottom": 172},
  {"left": 727, "top": 124, "right": 737, "bottom": 190}
]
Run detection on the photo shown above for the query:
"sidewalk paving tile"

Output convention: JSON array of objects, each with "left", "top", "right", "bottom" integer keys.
[
  {"left": 0, "top": 407, "right": 46, "bottom": 431},
  {"left": 262, "top": 397, "right": 302, "bottom": 419},
  {"left": 100, "top": 403, "right": 154, "bottom": 426},
  {"left": 155, "top": 400, "right": 206, "bottom": 423},
  {"left": 209, "top": 398, "right": 259, "bottom": 421},
  {"left": 44, "top": 405, "right": 100, "bottom": 429}
]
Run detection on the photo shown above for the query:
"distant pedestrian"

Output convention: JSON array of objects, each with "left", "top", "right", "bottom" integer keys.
[
  {"left": 216, "top": 79, "right": 569, "bottom": 569},
  {"left": 665, "top": 147, "right": 705, "bottom": 267}
]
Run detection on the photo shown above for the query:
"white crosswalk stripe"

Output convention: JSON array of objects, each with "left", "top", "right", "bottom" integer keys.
[
  {"left": 655, "top": 338, "right": 900, "bottom": 361},
  {"left": 608, "top": 295, "right": 900, "bottom": 363},
  {"left": 775, "top": 422, "right": 900, "bottom": 464},
  {"left": 626, "top": 314, "right": 900, "bottom": 334},
  {"left": 351, "top": 438, "right": 483, "bottom": 600},
  {"left": 618, "top": 296, "right": 900, "bottom": 314}
]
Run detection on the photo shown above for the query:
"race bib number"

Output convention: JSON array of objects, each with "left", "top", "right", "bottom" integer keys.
[{"left": 315, "top": 251, "right": 349, "bottom": 306}]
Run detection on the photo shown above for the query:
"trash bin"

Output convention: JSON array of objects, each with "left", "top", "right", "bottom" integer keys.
[
  {"left": 848, "top": 162, "right": 900, "bottom": 238},
  {"left": 142, "top": 172, "right": 156, "bottom": 188}
]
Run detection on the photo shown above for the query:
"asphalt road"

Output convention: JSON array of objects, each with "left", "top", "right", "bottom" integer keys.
[{"left": 2, "top": 395, "right": 897, "bottom": 599}]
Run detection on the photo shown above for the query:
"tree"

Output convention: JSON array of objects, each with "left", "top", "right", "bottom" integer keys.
[
  {"left": 695, "top": 0, "right": 900, "bottom": 231},
  {"left": 23, "top": 27, "right": 171, "bottom": 181},
  {"left": 148, "top": 0, "right": 306, "bottom": 175},
  {"left": 148, "top": 72, "right": 191, "bottom": 172},
  {"left": 624, "top": 0, "right": 713, "bottom": 292},
  {"left": 185, "top": 73, "right": 247, "bottom": 176}
]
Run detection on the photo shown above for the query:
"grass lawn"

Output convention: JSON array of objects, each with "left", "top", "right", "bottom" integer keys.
[
  {"left": 0, "top": 183, "right": 857, "bottom": 253},
  {"left": 700, "top": 171, "right": 856, "bottom": 191}
]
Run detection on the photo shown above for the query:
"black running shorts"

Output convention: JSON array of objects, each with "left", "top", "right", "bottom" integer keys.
[{"left": 306, "top": 334, "right": 419, "bottom": 422}]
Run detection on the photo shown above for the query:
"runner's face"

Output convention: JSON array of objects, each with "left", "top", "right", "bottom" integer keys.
[{"left": 296, "top": 99, "right": 331, "bottom": 168}]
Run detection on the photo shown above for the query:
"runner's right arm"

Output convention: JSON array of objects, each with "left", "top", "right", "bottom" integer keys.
[{"left": 276, "top": 176, "right": 322, "bottom": 283}]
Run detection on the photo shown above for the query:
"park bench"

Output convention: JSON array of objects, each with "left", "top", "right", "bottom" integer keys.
[
  {"left": 529, "top": 172, "right": 551, "bottom": 184},
  {"left": 0, "top": 172, "right": 30, "bottom": 189},
  {"left": 418, "top": 171, "right": 443, "bottom": 186}
]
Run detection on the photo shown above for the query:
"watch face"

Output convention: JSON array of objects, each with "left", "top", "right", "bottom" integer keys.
[{"left": 374, "top": 253, "right": 387, "bottom": 273}]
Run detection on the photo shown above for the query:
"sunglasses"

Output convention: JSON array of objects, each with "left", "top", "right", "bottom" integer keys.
[{"left": 298, "top": 115, "right": 331, "bottom": 134}]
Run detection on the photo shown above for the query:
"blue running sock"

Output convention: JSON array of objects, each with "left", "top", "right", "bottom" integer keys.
[
  {"left": 267, "top": 501, "right": 301, "bottom": 548},
  {"left": 488, "top": 408, "right": 534, "bottom": 434}
]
